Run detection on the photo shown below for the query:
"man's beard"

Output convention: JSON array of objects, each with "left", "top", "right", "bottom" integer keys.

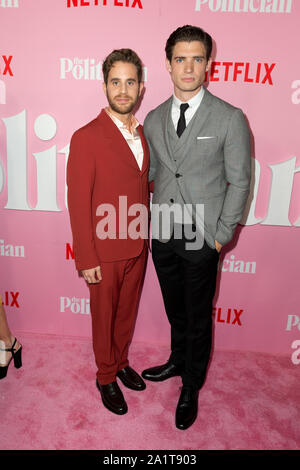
[{"left": 107, "top": 93, "right": 137, "bottom": 115}]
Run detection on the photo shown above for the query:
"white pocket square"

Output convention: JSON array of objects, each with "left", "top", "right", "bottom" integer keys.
[{"left": 197, "top": 136, "right": 216, "bottom": 140}]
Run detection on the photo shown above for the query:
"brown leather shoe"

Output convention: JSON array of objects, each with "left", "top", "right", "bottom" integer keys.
[
  {"left": 117, "top": 366, "right": 146, "bottom": 391},
  {"left": 96, "top": 380, "right": 128, "bottom": 415}
]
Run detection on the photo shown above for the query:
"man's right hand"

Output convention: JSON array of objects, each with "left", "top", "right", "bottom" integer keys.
[{"left": 82, "top": 266, "right": 102, "bottom": 284}]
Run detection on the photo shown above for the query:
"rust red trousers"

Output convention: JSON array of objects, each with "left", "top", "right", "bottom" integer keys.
[{"left": 89, "top": 244, "right": 147, "bottom": 385}]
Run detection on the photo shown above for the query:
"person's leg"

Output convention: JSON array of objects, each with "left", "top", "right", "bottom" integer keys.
[
  {"left": 0, "top": 295, "right": 12, "bottom": 341},
  {"left": 114, "top": 245, "right": 147, "bottom": 371},
  {"left": 181, "top": 242, "right": 219, "bottom": 390},
  {"left": 0, "top": 295, "right": 21, "bottom": 366},
  {"left": 151, "top": 239, "right": 186, "bottom": 368},
  {"left": 89, "top": 261, "right": 125, "bottom": 385}
]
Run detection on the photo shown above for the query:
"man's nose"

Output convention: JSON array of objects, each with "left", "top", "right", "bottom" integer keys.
[
  {"left": 120, "top": 82, "right": 128, "bottom": 94},
  {"left": 184, "top": 59, "right": 194, "bottom": 73}
]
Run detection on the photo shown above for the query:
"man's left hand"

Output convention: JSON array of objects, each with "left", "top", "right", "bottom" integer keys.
[{"left": 215, "top": 240, "right": 222, "bottom": 252}]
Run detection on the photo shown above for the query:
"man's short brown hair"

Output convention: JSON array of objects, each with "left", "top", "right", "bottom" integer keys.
[{"left": 102, "top": 49, "right": 143, "bottom": 84}]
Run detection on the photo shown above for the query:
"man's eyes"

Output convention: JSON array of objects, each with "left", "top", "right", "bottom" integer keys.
[
  {"left": 175, "top": 58, "right": 204, "bottom": 63},
  {"left": 111, "top": 80, "right": 135, "bottom": 85}
]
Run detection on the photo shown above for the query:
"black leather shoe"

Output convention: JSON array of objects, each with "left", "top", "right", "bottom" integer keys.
[
  {"left": 117, "top": 366, "right": 146, "bottom": 391},
  {"left": 175, "top": 387, "right": 199, "bottom": 430},
  {"left": 142, "top": 362, "right": 182, "bottom": 382},
  {"left": 96, "top": 380, "right": 128, "bottom": 415}
]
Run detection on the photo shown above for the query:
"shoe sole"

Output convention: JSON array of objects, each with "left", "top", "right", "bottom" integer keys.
[{"left": 141, "top": 372, "right": 181, "bottom": 382}]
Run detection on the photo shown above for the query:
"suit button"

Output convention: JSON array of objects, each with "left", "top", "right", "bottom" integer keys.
[
  {"left": 170, "top": 199, "right": 174, "bottom": 203},
  {"left": 175, "top": 173, "right": 182, "bottom": 178}
]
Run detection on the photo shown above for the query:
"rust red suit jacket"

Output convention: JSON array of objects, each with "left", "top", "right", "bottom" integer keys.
[{"left": 67, "top": 109, "right": 150, "bottom": 270}]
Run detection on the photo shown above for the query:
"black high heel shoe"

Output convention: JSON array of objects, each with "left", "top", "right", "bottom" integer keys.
[{"left": 0, "top": 338, "right": 22, "bottom": 379}]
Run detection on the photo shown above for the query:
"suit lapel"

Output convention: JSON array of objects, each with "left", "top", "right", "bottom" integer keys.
[
  {"left": 97, "top": 109, "right": 141, "bottom": 172},
  {"left": 161, "top": 98, "right": 177, "bottom": 172}
]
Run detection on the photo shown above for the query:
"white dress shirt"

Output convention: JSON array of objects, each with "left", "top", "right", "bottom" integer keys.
[
  {"left": 171, "top": 87, "right": 205, "bottom": 225},
  {"left": 105, "top": 108, "right": 144, "bottom": 170},
  {"left": 171, "top": 86, "right": 205, "bottom": 132}
]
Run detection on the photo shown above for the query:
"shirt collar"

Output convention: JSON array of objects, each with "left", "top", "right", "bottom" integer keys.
[
  {"left": 172, "top": 86, "right": 205, "bottom": 110},
  {"left": 105, "top": 107, "right": 139, "bottom": 133}
]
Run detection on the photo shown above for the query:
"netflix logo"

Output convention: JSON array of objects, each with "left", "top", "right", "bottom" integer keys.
[
  {"left": 1, "top": 291, "right": 20, "bottom": 308},
  {"left": 213, "top": 307, "right": 244, "bottom": 326},
  {"left": 67, "top": 0, "right": 143, "bottom": 8},
  {"left": 0, "top": 55, "right": 13, "bottom": 77},
  {"left": 207, "top": 61, "right": 276, "bottom": 85},
  {"left": 66, "top": 243, "right": 74, "bottom": 260}
]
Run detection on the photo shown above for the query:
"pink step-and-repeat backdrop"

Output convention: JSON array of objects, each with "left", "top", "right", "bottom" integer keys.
[{"left": 0, "top": 0, "right": 299, "bottom": 363}]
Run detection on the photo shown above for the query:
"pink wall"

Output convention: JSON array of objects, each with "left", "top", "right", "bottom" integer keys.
[{"left": 0, "top": 0, "right": 299, "bottom": 362}]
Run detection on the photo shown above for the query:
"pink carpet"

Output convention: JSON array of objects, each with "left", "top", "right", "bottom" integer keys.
[{"left": 0, "top": 332, "right": 299, "bottom": 450}]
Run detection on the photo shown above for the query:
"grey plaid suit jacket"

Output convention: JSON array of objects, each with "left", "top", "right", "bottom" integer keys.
[{"left": 143, "top": 88, "right": 251, "bottom": 249}]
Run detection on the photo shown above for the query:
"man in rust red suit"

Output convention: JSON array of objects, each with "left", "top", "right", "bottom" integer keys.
[{"left": 67, "top": 49, "right": 149, "bottom": 415}]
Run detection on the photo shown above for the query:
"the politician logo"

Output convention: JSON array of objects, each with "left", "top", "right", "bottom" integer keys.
[
  {"left": 291, "top": 340, "right": 300, "bottom": 365},
  {"left": 0, "top": 0, "right": 19, "bottom": 7},
  {"left": 60, "top": 296, "right": 90, "bottom": 315},
  {"left": 0, "top": 110, "right": 299, "bottom": 230},
  {"left": 0, "top": 80, "right": 5, "bottom": 104},
  {"left": 0, "top": 239, "right": 25, "bottom": 257},
  {"left": 60, "top": 58, "right": 148, "bottom": 82},
  {"left": 67, "top": 0, "right": 143, "bottom": 8},
  {"left": 286, "top": 315, "right": 300, "bottom": 331},
  {"left": 291, "top": 80, "right": 300, "bottom": 104},
  {"left": 218, "top": 254, "right": 256, "bottom": 274},
  {"left": 195, "top": 0, "right": 293, "bottom": 13},
  {"left": 60, "top": 58, "right": 102, "bottom": 81},
  {"left": 285, "top": 315, "right": 300, "bottom": 365}
]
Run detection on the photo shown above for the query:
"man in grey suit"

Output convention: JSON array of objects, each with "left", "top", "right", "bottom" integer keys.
[{"left": 142, "top": 25, "right": 251, "bottom": 430}]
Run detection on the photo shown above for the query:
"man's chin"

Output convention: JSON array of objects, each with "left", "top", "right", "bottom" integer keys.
[
  {"left": 110, "top": 102, "right": 136, "bottom": 115},
  {"left": 180, "top": 84, "right": 202, "bottom": 92}
]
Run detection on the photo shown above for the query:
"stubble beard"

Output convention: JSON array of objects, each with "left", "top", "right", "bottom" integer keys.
[{"left": 107, "top": 94, "right": 137, "bottom": 116}]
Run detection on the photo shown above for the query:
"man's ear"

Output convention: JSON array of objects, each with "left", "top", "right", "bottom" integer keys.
[
  {"left": 206, "top": 57, "right": 212, "bottom": 73},
  {"left": 165, "top": 58, "right": 172, "bottom": 73},
  {"left": 102, "top": 81, "right": 107, "bottom": 95},
  {"left": 139, "top": 81, "right": 144, "bottom": 96}
]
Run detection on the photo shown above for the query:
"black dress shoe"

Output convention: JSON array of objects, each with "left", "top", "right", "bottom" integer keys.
[
  {"left": 117, "top": 366, "right": 146, "bottom": 391},
  {"left": 141, "top": 362, "right": 182, "bottom": 382},
  {"left": 175, "top": 387, "right": 199, "bottom": 430},
  {"left": 96, "top": 380, "right": 128, "bottom": 415}
]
